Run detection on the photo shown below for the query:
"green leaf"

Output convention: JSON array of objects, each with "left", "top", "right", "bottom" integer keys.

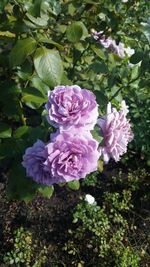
[
  {"left": 141, "top": 23, "right": 150, "bottom": 43},
  {"left": 68, "top": 3, "right": 76, "bottom": 16},
  {"left": 0, "top": 138, "right": 26, "bottom": 160},
  {"left": 22, "top": 87, "right": 47, "bottom": 104},
  {"left": 31, "top": 75, "right": 49, "bottom": 94},
  {"left": 98, "top": 160, "right": 104, "bottom": 173},
  {"left": 94, "top": 90, "right": 108, "bottom": 107},
  {"left": 9, "top": 38, "right": 37, "bottom": 67},
  {"left": 0, "top": 31, "right": 15, "bottom": 41},
  {"left": 17, "top": 60, "right": 33, "bottom": 81},
  {"left": 0, "top": 0, "right": 8, "bottom": 13},
  {"left": 66, "top": 22, "right": 84, "bottom": 42},
  {"left": 38, "top": 185, "right": 54, "bottom": 198},
  {"left": 13, "top": 126, "right": 30, "bottom": 139},
  {"left": 91, "top": 45, "right": 106, "bottom": 60},
  {"left": 41, "top": 0, "right": 61, "bottom": 16},
  {"left": 25, "top": 13, "right": 48, "bottom": 27},
  {"left": 34, "top": 47, "right": 63, "bottom": 87},
  {"left": 130, "top": 52, "right": 143, "bottom": 64},
  {"left": 29, "top": 0, "right": 43, "bottom": 17},
  {"left": 0, "top": 123, "right": 12, "bottom": 138},
  {"left": 68, "top": 180, "right": 80, "bottom": 190},
  {"left": 90, "top": 62, "right": 108, "bottom": 74},
  {"left": 38, "top": 35, "right": 64, "bottom": 50},
  {"left": 14, "top": 126, "right": 46, "bottom": 145},
  {"left": 91, "top": 125, "right": 103, "bottom": 143},
  {"left": 6, "top": 165, "right": 38, "bottom": 202}
]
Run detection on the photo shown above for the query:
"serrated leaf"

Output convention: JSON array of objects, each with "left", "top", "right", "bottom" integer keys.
[
  {"left": 34, "top": 47, "right": 63, "bottom": 87},
  {"left": 0, "top": 123, "right": 12, "bottom": 138},
  {"left": 38, "top": 185, "right": 54, "bottom": 198},
  {"left": 9, "top": 38, "right": 37, "bottom": 67},
  {"left": 68, "top": 180, "right": 80, "bottom": 190}
]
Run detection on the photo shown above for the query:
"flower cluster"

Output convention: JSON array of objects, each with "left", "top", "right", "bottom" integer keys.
[
  {"left": 91, "top": 30, "right": 134, "bottom": 58},
  {"left": 22, "top": 85, "right": 133, "bottom": 185},
  {"left": 22, "top": 85, "right": 99, "bottom": 185}
]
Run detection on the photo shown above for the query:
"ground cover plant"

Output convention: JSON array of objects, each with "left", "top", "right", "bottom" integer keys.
[{"left": 0, "top": 0, "right": 150, "bottom": 266}]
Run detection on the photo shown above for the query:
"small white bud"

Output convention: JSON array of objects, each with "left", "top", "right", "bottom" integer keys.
[{"left": 85, "top": 194, "right": 95, "bottom": 204}]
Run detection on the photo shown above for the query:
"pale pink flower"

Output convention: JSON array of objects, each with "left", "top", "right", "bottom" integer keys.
[
  {"left": 92, "top": 30, "right": 134, "bottom": 58},
  {"left": 97, "top": 102, "right": 134, "bottom": 163}
]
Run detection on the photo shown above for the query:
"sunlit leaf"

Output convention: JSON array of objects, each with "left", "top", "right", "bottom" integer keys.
[
  {"left": 38, "top": 185, "right": 54, "bottom": 198},
  {"left": 68, "top": 180, "right": 80, "bottom": 190},
  {"left": 34, "top": 46, "right": 63, "bottom": 87},
  {"left": 66, "top": 22, "right": 85, "bottom": 42}
]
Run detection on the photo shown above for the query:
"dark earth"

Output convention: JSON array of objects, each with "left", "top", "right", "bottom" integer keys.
[{"left": 0, "top": 161, "right": 150, "bottom": 267}]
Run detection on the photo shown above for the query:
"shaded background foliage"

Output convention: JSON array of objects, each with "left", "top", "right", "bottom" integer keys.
[{"left": 0, "top": 0, "right": 150, "bottom": 198}]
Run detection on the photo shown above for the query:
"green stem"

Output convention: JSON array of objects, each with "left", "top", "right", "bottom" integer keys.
[{"left": 110, "top": 75, "right": 140, "bottom": 101}]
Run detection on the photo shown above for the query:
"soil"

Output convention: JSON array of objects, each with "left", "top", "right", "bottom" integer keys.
[{"left": 0, "top": 163, "right": 149, "bottom": 267}]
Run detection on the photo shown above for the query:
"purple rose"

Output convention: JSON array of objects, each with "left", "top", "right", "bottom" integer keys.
[
  {"left": 46, "top": 85, "right": 98, "bottom": 131},
  {"left": 97, "top": 102, "right": 134, "bottom": 163},
  {"left": 44, "top": 131, "right": 100, "bottom": 184},
  {"left": 22, "top": 140, "right": 50, "bottom": 185}
]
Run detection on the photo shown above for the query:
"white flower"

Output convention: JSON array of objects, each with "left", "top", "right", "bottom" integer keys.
[
  {"left": 122, "top": 0, "right": 128, "bottom": 2},
  {"left": 124, "top": 47, "right": 135, "bottom": 57},
  {"left": 121, "top": 100, "right": 129, "bottom": 115},
  {"left": 85, "top": 194, "right": 95, "bottom": 204}
]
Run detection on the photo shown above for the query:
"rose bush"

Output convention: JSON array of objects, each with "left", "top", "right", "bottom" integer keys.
[{"left": 0, "top": 0, "right": 149, "bottom": 201}]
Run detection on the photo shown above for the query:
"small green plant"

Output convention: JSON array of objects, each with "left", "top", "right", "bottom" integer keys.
[
  {"left": 64, "top": 187, "right": 141, "bottom": 266},
  {"left": 81, "top": 171, "right": 98, "bottom": 187},
  {"left": 112, "top": 168, "right": 150, "bottom": 191},
  {"left": 116, "top": 247, "right": 141, "bottom": 267},
  {"left": 3, "top": 226, "right": 47, "bottom": 267}
]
